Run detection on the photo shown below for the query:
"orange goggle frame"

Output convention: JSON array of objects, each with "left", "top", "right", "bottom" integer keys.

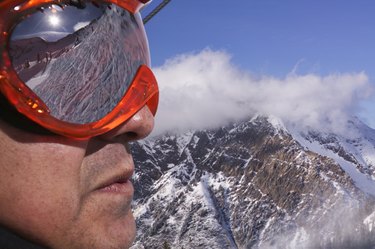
[{"left": 0, "top": 0, "right": 159, "bottom": 139}]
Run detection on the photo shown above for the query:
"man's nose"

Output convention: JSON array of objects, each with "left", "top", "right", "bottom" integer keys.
[{"left": 98, "top": 105, "right": 155, "bottom": 142}]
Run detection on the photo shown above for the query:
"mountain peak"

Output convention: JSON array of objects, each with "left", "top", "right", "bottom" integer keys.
[{"left": 131, "top": 114, "right": 375, "bottom": 248}]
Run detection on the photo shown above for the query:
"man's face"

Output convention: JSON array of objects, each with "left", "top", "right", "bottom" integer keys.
[{"left": 0, "top": 105, "right": 154, "bottom": 249}]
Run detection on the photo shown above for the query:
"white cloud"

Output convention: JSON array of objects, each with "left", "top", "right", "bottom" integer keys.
[{"left": 152, "top": 49, "right": 372, "bottom": 136}]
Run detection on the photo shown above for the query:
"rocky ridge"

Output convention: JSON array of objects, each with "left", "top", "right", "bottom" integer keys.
[{"left": 130, "top": 115, "right": 375, "bottom": 249}]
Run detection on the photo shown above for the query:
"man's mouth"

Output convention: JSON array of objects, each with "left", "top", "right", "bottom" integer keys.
[
  {"left": 99, "top": 175, "right": 132, "bottom": 193},
  {"left": 96, "top": 171, "right": 134, "bottom": 195}
]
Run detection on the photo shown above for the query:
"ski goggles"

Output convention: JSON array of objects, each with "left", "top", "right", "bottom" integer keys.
[{"left": 0, "top": 0, "right": 158, "bottom": 139}]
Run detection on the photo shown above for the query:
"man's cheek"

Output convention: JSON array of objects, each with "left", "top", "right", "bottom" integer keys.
[{"left": 0, "top": 188, "right": 78, "bottom": 246}]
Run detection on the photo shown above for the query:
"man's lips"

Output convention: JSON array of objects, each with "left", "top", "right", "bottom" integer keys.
[
  {"left": 97, "top": 174, "right": 134, "bottom": 194},
  {"left": 94, "top": 161, "right": 135, "bottom": 195}
]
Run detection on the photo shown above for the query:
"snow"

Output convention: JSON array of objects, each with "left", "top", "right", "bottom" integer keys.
[
  {"left": 152, "top": 171, "right": 180, "bottom": 202},
  {"left": 133, "top": 115, "right": 375, "bottom": 248},
  {"left": 364, "top": 210, "right": 375, "bottom": 232},
  {"left": 290, "top": 127, "right": 375, "bottom": 197},
  {"left": 288, "top": 228, "right": 309, "bottom": 249},
  {"left": 176, "top": 132, "right": 194, "bottom": 155},
  {"left": 243, "top": 156, "right": 253, "bottom": 168},
  {"left": 167, "top": 163, "right": 175, "bottom": 169},
  {"left": 137, "top": 139, "right": 157, "bottom": 153},
  {"left": 331, "top": 181, "right": 347, "bottom": 196},
  {"left": 258, "top": 217, "right": 274, "bottom": 243},
  {"left": 192, "top": 135, "right": 200, "bottom": 149},
  {"left": 133, "top": 204, "right": 148, "bottom": 220},
  {"left": 202, "top": 171, "right": 231, "bottom": 191},
  {"left": 267, "top": 115, "right": 288, "bottom": 133},
  {"left": 26, "top": 58, "right": 56, "bottom": 89}
]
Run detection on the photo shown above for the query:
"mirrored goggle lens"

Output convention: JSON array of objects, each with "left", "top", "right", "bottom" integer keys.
[{"left": 8, "top": 0, "right": 150, "bottom": 124}]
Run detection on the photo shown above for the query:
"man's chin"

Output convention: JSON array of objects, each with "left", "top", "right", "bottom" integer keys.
[
  {"left": 94, "top": 210, "right": 137, "bottom": 249},
  {"left": 108, "top": 211, "right": 137, "bottom": 249},
  {"left": 53, "top": 209, "right": 136, "bottom": 249}
]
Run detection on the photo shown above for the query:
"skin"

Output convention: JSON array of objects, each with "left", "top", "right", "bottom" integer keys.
[{"left": 0, "top": 105, "right": 154, "bottom": 249}]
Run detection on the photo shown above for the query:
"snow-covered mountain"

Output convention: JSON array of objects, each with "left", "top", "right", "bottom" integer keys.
[{"left": 130, "top": 115, "right": 375, "bottom": 249}]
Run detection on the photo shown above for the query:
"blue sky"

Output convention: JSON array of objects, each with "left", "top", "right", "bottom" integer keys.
[{"left": 142, "top": 0, "right": 375, "bottom": 129}]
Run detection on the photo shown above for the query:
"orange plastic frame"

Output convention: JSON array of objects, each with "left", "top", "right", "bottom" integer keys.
[{"left": 0, "top": 0, "right": 159, "bottom": 139}]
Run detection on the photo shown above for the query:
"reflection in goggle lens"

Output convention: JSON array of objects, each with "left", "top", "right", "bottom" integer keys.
[{"left": 9, "top": 1, "right": 150, "bottom": 124}]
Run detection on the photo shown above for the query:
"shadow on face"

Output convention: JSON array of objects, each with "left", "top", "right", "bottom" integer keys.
[
  {"left": 0, "top": 94, "right": 88, "bottom": 147},
  {"left": 0, "top": 226, "right": 46, "bottom": 249},
  {"left": 0, "top": 94, "right": 53, "bottom": 136}
]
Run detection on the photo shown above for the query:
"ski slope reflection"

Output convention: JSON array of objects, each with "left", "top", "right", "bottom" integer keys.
[{"left": 10, "top": 5, "right": 149, "bottom": 124}]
